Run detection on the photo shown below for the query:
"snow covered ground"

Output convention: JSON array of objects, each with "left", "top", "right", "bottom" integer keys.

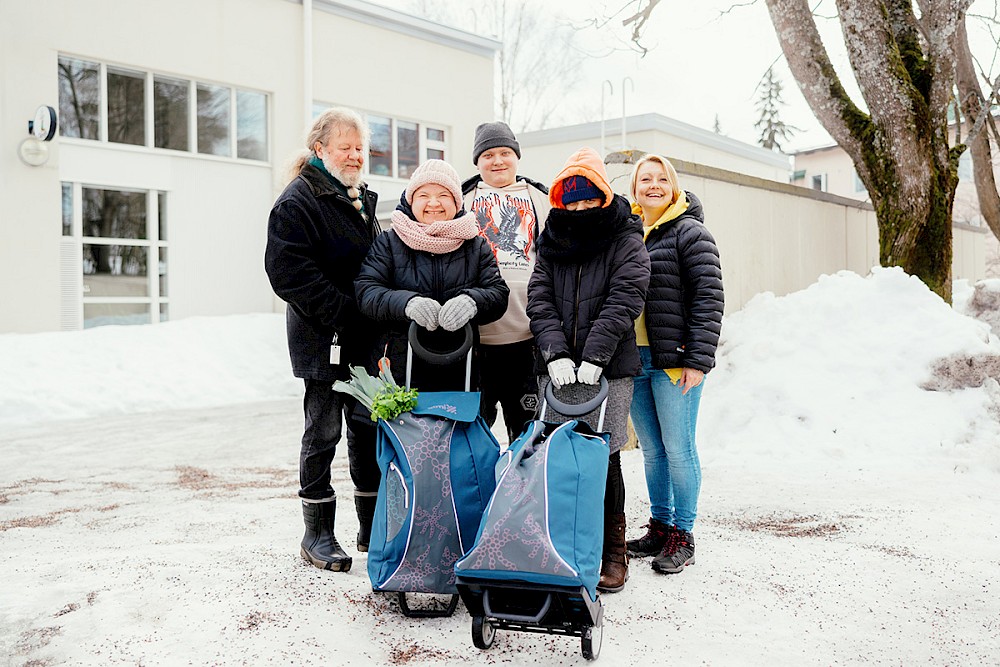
[{"left": 2, "top": 267, "right": 999, "bottom": 665}]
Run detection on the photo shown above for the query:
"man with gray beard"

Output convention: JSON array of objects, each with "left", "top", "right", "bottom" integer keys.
[{"left": 265, "top": 107, "right": 381, "bottom": 573}]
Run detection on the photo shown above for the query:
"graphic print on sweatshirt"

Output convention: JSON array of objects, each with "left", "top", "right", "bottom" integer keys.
[{"left": 470, "top": 186, "right": 535, "bottom": 271}]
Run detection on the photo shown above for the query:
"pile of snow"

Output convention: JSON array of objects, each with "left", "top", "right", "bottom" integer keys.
[
  {"left": 0, "top": 313, "right": 300, "bottom": 428},
  {"left": 702, "top": 267, "right": 1000, "bottom": 473}
]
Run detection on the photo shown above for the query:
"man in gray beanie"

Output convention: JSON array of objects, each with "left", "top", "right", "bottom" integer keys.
[{"left": 462, "top": 121, "right": 551, "bottom": 444}]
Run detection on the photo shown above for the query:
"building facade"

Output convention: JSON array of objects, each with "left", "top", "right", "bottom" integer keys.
[
  {"left": 0, "top": 0, "right": 499, "bottom": 333},
  {"left": 517, "top": 113, "right": 792, "bottom": 186},
  {"left": 792, "top": 137, "right": 996, "bottom": 277}
]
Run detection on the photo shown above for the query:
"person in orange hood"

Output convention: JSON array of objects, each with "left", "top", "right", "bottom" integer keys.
[{"left": 526, "top": 147, "right": 650, "bottom": 593}]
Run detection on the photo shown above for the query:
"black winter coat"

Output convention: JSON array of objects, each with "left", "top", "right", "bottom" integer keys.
[
  {"left": 527, "top": 194, "right": 650, "bottom": 379},
  {"left": 354, "top": 214, "right": 509, "bottom": 390},
  {"left": 641, "top": 191, "right": 724, "bottom": 373},
  {"left": 264, "top": 163, "right": 380, "bottom": 381}
]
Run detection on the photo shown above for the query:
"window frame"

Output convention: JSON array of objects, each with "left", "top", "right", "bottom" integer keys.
[
  {"left": 62, "top": 181, "right": 169, "bottom": 328},
  {"left": 57, "top": 54, "right": 270, "bottom": 164}
]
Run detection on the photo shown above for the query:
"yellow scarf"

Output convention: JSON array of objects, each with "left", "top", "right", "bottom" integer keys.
[{"left": 633, "top": 192, "right": 689, "bottom": 384}]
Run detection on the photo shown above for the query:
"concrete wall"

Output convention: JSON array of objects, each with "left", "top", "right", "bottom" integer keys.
[{"left": 606, "top": 156, "right": 987, "bottom": 312}]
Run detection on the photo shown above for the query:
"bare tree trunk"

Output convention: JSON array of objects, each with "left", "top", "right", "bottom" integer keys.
[
  {"left": 955, "top": 19, "right": 1000, "bottom": 241},
  {"left": 765, "top": 0, "right": 968, "bottom": 301}
]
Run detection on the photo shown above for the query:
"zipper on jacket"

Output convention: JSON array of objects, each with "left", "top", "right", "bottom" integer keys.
[
  {"left": 572, "top": 264, "right": 582, "bottom": 355},
  {"left": 388, "top": 462, "right": 409, "bottom": 508},
  {"left": 432, "top": 253, "right": 442, "bottom": 302}
]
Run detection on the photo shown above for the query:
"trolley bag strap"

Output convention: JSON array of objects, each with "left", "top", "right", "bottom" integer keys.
[{"left": 406, "top": 321, "right": 474, "bottom": 391}]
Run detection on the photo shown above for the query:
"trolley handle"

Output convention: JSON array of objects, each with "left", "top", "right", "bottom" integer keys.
[
  {"left": 541, "top": 374, "right": 610, "bottom": 431},
  {"left": 405, "top": 321, "right": 474, "bottom": 391}
]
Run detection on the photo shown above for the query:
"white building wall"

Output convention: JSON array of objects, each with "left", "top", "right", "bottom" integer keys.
[{"left": 0, "top": 0, "right": 498, "bottom": 333}]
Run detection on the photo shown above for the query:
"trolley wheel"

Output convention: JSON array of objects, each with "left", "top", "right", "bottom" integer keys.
[
  {"left": 581, "top": 622, "right": 602, "bottom": 660},
  {"left": 472, "top": 615, "right": 495, "bottom": 650}
]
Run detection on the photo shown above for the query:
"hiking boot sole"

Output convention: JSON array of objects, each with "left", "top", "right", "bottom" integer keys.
[
  {"left": 651, "top": 556, "right": 694, "bottom": 574},
  {"left": 301, "top": 546, "right": 352, "bottom": 572},
  {"left": 627, "top": 547, "right": 660, "bottom": 558}
]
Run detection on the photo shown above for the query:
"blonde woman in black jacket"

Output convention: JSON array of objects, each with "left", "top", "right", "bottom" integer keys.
[{"left": 625, "top": 154, "right": 724, "bottom": 575}]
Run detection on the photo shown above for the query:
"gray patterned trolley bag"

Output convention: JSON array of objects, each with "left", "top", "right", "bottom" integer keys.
[
  {"left": 455, "top": 379, "right": 610, "bottom": 660},
  {"left": 367, "top": 324, "right": 500, "bottom": 617}
]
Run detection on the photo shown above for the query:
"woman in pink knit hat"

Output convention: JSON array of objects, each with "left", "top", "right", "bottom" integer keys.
[{"left": 355, "top": 159, "right": 509, "bottom": 391}]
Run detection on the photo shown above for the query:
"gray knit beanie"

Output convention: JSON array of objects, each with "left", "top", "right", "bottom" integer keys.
[{"left": 472, "top": 121, "right": 521, "bottom": 164}]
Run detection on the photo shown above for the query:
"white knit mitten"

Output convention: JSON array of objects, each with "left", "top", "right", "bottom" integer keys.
[
  {"left": 405, "top": 296, "right": 441, "bottom": 331},
  {"left": 437, "top": 294, "right": 477, "bottom": 332}
]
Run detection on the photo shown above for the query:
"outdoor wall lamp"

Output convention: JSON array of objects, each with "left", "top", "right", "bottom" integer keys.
[{"left": 19, "top": 104, "right": 57, "bottom": 166}]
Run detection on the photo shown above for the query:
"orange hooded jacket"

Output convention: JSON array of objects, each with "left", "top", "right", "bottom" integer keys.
[{"left": 548, "top": 147, "right": 615, "bottom": 209}]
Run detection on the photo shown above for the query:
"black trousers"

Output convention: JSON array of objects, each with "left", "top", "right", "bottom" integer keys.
[
  {"left": 299, "top": 379, "right": 379, "bottom": 500},
  {"left": 605, "top": 451, "right": 625, "bottom": 517},
  {"left": 478, "top": 339, "right": 539, "bottom": 443}
]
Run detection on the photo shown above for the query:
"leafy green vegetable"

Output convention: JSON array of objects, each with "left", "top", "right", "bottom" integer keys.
[
  {"left": 370, "top": 385, "right": 419, "bottom": 422},
  {"left": 332, "top": 360, "right": 417, "bottom": 421}
]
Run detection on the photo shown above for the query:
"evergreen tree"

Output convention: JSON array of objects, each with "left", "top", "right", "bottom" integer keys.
[{"left": 754, "top": 66, "right": 798, "bottom": 152}]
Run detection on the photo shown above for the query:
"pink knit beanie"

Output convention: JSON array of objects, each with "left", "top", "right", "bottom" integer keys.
[{"left": 405, "top": 159, "right": 463, "bottom": 208}]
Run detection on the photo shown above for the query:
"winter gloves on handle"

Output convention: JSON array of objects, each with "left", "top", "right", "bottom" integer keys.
[
  {"left": 437, "top": 294, "right": 477, "bottom": 332},
  {"left": 576, "top": 361, "right": 603, "bottom": 385},
  {"left": 405, "top": 296, "right": 441, "bottom": 331},
  {"left": 547, "top": 358, "right": 577, "bottom": 389}
]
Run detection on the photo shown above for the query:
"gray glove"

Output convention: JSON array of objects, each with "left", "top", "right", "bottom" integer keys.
[
  {"left": 577, "top": 361, "right": 603, "bottom": 385},
  {"left": 547, "top": 358, "right": 576, "bottom": 389},
  {"left": 405, "top": 296, "right": 441, "bottom": 331},
  {"left": 437, "top": 294, "right": 477, "bottom": 332}
]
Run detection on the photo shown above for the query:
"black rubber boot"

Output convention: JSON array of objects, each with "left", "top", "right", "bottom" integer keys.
[
  {"left": 355, "top": 494, "right": 377, "bottom": 553},
  {"left": 301, "top": 499, "right": 352, "bottom": 572}
]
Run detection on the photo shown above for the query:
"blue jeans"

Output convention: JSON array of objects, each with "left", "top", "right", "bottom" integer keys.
[{"left": 630, "top": 347, "right": 703, "bottom": 532}]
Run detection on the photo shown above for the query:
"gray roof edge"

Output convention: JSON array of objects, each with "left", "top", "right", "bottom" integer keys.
[
  {"left": 519, "top": 113, "right": 791, "bottom": 169},
  {"left": 312, "top": 0, "right": 502, "bottom": 58}
]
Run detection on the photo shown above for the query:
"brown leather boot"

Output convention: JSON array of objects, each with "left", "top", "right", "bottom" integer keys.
[{"left": 597, "top": 513, "right": 629, "bottom": 593}]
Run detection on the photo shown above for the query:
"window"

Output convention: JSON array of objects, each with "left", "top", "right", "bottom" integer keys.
[
  {"left": 107, "top": 67, "right": 146, "bottom": 146},
  {"left": 811, "top": 174, "right": 827, "bottom": 192},
  {"left": 237, "top": 90, "right": 267, "bottom": 160},
  {"left": 197, "top": 84, "right": 231, "bottom": 156},
  {"left": 397, "top": 121, "right": 419, "bottom": 179},
  {"left": 154, "top": 76, "right": 189, "bottom": 150},
  {"left": 57, "top": 55, "right": 268, "bottom": 162},
  {"left": 57, "top": 57, "right": 100, "bottom": 140},
  {"left": 62, "top": 183, "right": 168, "bottom": 328},
  {"left": 369, "top": 115, "right": 393, "bottom": 176},
  {"left": 62, "top": 184, "right": 73, "bottom": 236}
]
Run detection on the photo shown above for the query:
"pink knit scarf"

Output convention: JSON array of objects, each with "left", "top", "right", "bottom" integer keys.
[{"left": 390, "top": 210, "right": 479, "bottom": 254}]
